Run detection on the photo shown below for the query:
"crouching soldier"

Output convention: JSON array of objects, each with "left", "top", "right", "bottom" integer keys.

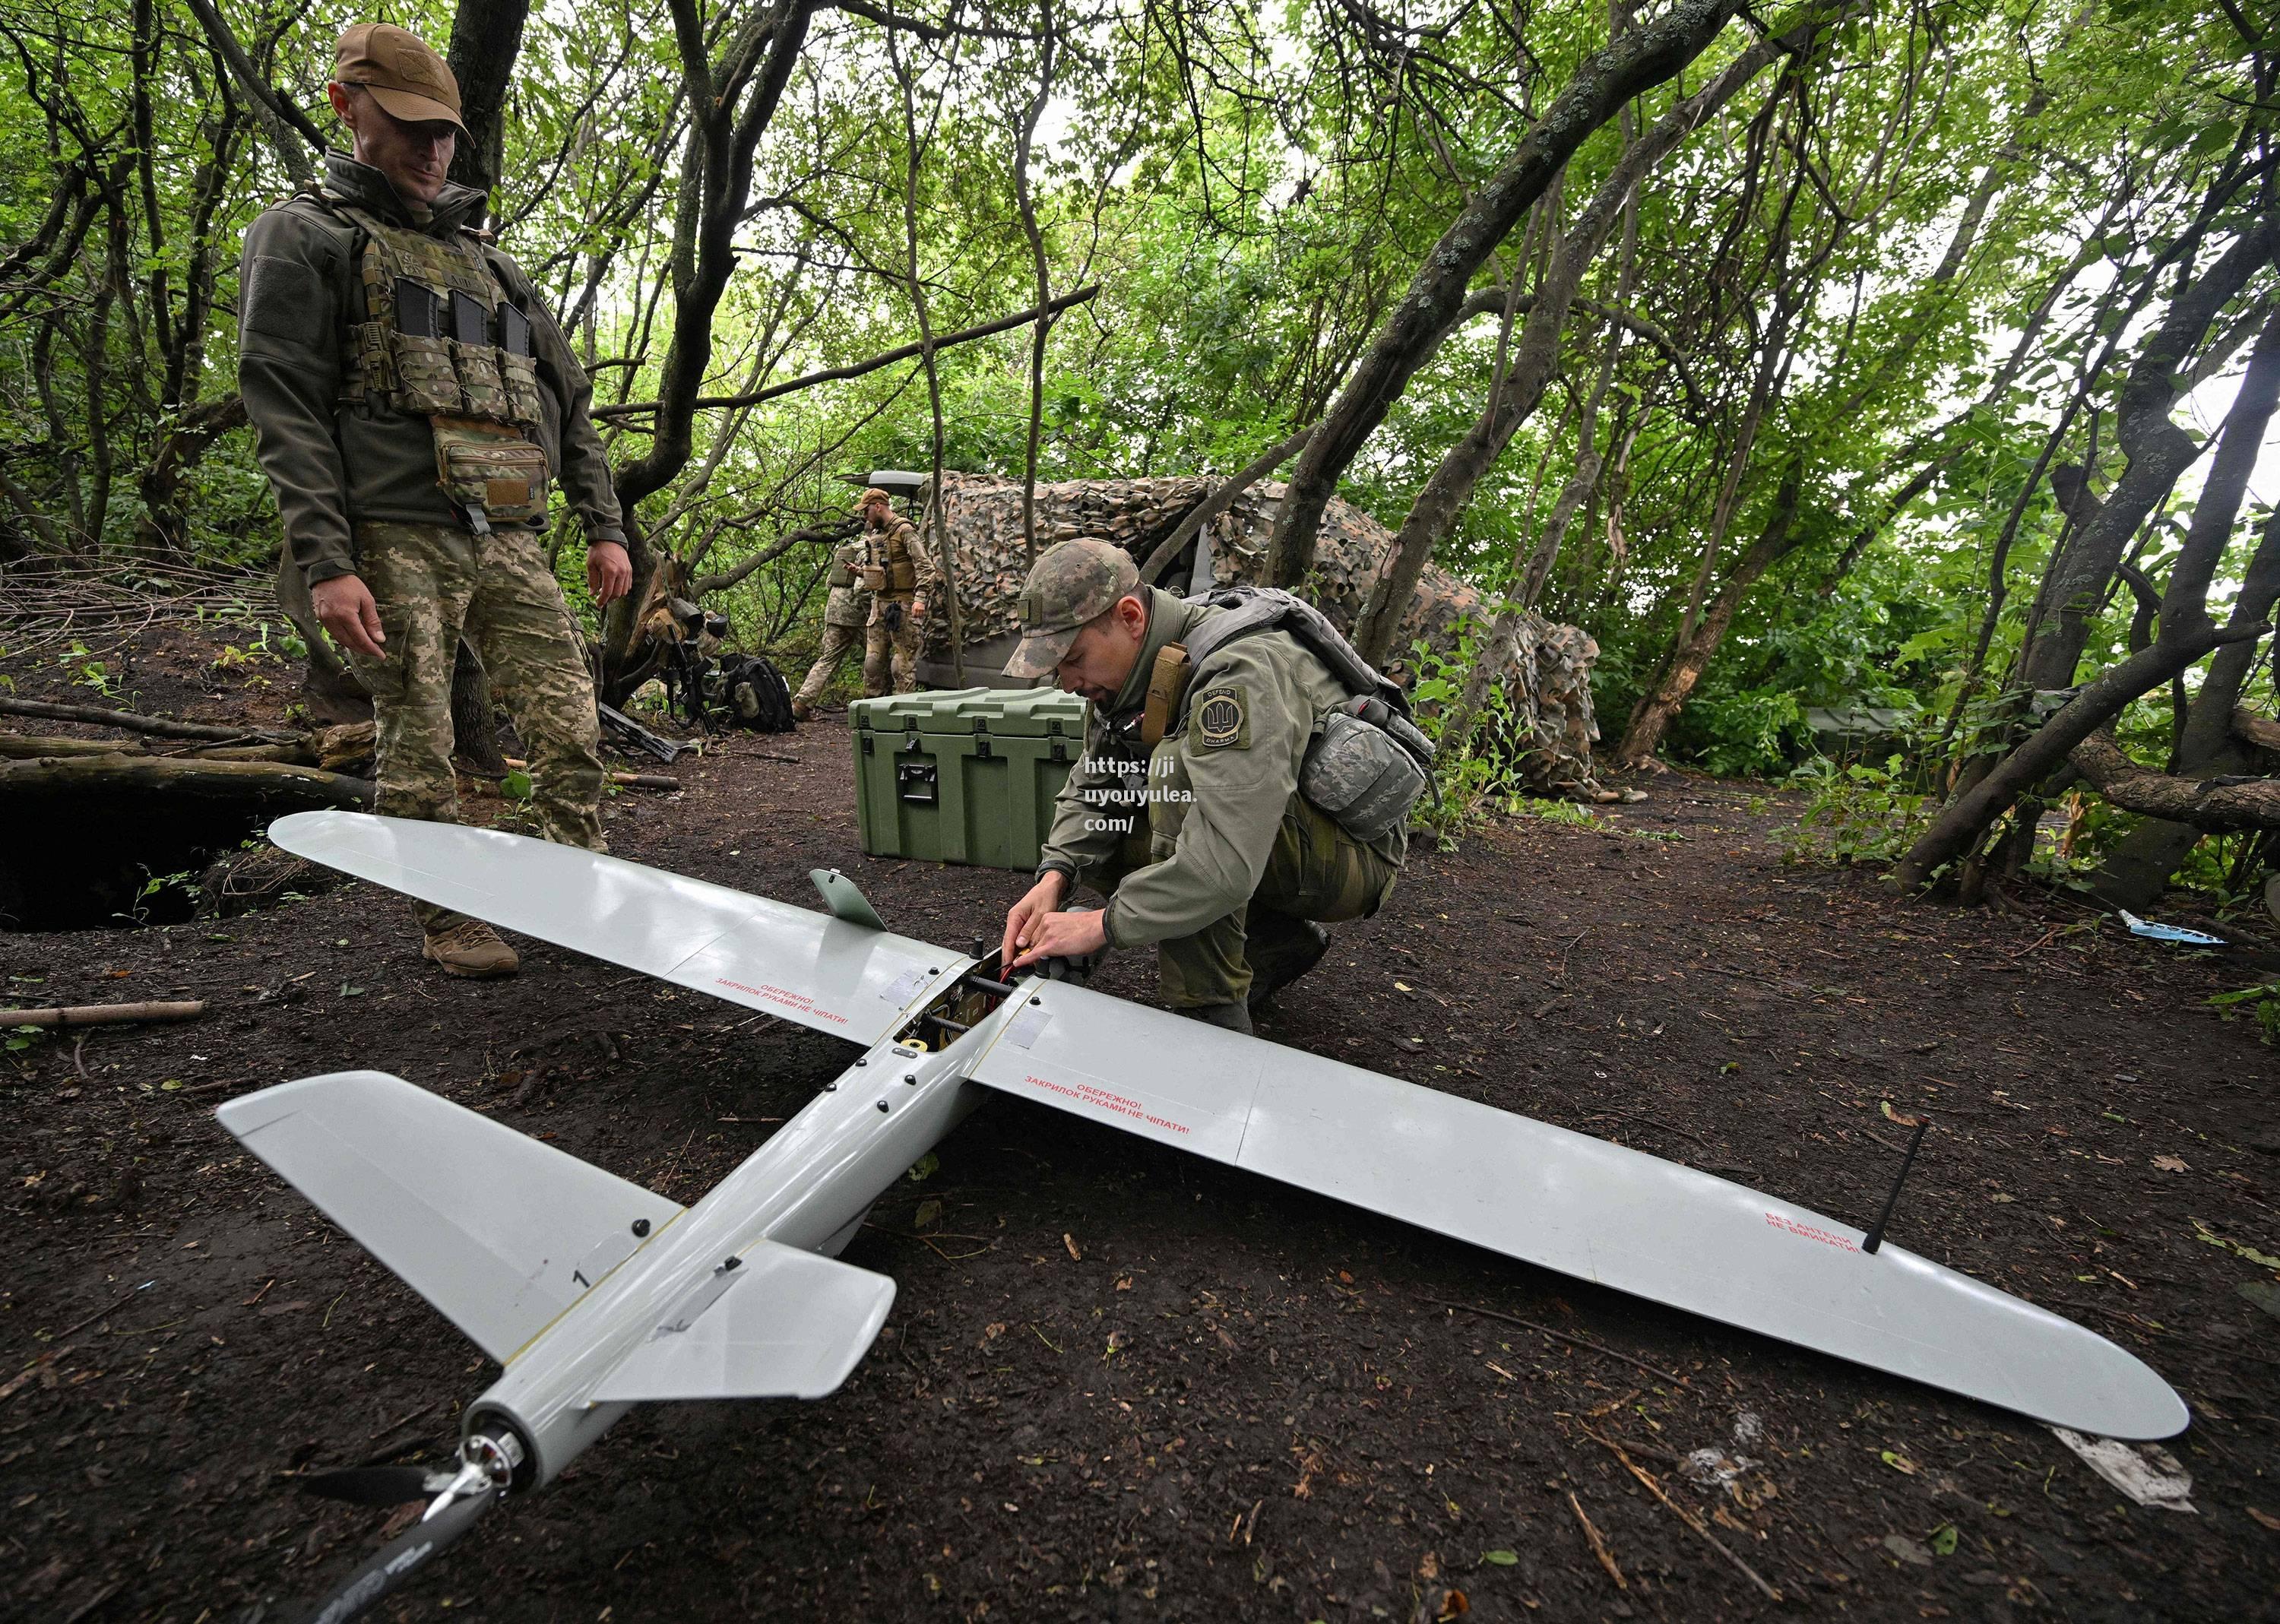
[{"left": 998, "top": 540, "right": 1432, "bottom": 1034}]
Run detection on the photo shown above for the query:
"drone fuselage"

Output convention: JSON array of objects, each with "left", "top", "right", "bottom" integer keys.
[{"left": 470, "top": 983, "right": 991, "bottom": 1489}]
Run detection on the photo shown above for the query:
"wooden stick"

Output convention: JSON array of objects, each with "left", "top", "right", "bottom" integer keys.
[
  {"left": 1427, "top": 1296, "right": 1689, "bottom": 1386},
  {"left": 1583, "top": 1427, "right": 1784, "bottom": 1602},
  {"left": 1568, "top": 1491, "right": 1627, "bottom": 1588},
  {"left": 0, "top": 695, "right": 296, "bottom": 743},
  {"left": 2, "top": 1000, "right": 205, "bottom": 1029},
  {"left": 501, "top": 756, "right": 679, "bottom": 790}
]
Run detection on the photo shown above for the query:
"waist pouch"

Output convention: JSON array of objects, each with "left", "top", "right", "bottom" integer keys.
[
  {"left": 432, "top": 416, "right": 549, "bottom": 526},
  {"left": 1301, "top": 709, "right": 1427, "bottom": 844},
  {"left": 829, "top": 561, "right": 857, "bottom": 588}
]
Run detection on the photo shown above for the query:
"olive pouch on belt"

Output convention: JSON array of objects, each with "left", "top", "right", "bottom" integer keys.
[
  {"left": 1300, "top": 707, "right": 1429, "bottom": 844},
  {"left": 432, "top": 415, "right": 549, "bottom": 528}
]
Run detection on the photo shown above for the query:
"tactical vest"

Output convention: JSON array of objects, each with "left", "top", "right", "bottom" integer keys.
[
  {"left": 318, "top": 192, "right": 550, "bottom": 533},
  {"left": 1164, "top": 587, "right": 1438, "bottom": 844},
  {"left": 863, "top": 519, "right": 920, "bottom": 594}
]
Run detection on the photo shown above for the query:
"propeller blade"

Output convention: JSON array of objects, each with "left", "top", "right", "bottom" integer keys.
[
  {"left": 298, "top": 1464, "right": 450, "bottom": 1507},
  {"left": 297, "top": 1485, "right": 498, "bottom": 1624}
]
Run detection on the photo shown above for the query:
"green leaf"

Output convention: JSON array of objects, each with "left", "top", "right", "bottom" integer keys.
[
  {"left": 1482, "top": 1550, "right": 1520, "bottom": 1566},
  {"left": 502, "top": 769, "right": 535, "bottom": 800},
  {"left": 1928, "top": 1523, "right": 1958, "bottom": 1556}
]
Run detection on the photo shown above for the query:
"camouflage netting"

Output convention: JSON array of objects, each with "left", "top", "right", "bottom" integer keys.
[{"left": 910, "top": 473, "right": 1607, "bottom": 798}]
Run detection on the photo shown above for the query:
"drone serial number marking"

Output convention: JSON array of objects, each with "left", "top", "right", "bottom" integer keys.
[
  {"left": 713, "top": 976, "right": 848, "bottom": 1025},
  {"left": 1021, "top": 1073, "right": 1192, "bottom": 1135},
  {"left": 1765, "top": 1211, "right": 1857, "bottom": 1252}
]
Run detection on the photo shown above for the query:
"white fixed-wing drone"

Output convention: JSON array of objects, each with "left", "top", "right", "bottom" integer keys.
[{"left": 226, "top": 811, "right": 2187, "bottom": 1622}]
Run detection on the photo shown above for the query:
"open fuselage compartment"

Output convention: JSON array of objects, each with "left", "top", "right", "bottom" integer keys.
[{"left": 887, "top": 948, "right": 1019, "bottom": 1053}]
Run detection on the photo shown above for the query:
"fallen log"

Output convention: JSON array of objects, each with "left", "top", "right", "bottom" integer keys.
[
  {"left": 0, "top": 695, "right": 298, "bottom": 744},
  {"left": 0, "top": 753, "right": 372, "bottom": 809},
  {"left": 2069, "top": 729, "right": 2280, "bottom": 831},
  {"left": 0, "top": 733, "right": 314, "bottom": 764},
  {"left": 2, "top": 1000, "right": 204, "bottom": 1029}
]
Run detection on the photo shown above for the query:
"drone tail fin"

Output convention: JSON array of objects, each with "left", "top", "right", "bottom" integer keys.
[
  {"left": 218, "top": 1072, "right": 682, "bottom": 1363},
  {"left": 590, "top": 1239, "right": 895, "bottom": 1403}
]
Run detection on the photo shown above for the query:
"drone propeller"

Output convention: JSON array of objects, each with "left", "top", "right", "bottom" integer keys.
[
  {"left": 298, "top": 1464, "right": 456, "bottom": 1507},
  {"left": 297, "top": 1482, "right": 499, "bottom": 1624},
  {"left": 292, "top": 1429, "right": 524, "bottom": 1624}
]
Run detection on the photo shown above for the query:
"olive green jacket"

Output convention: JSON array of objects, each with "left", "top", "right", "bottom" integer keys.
[
  {"left": 238, "top": 153, "right": 626, "bottom": 587},
  {"left": 1038, "top": 588, "right": 1407, "bottom": 948}
]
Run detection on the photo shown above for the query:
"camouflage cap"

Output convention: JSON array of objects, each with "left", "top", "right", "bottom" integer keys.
[
  {"left": 334, "top": 24, "right": 467, "bottom": 135},
  {"left": 1005, "top": 539, "right": 1140, "bottom": 679}
]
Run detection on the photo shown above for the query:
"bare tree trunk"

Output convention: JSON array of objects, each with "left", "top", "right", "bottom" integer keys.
[
  {"left": 1898, "top": 296, "right": 2280, "bottom": 889},
  {"left": 1012, "top": 5, "right": 1057, "bottom": 565},
  {"left": 1268, "top": 0, "right": 1753, "bottom": 587},
  {"left": 886, "top": 27, "right": 965, "bottom": 685},
  {"left": 446, "top": 0, "right": 534, "bottom": 198},
  {"left": 2015, "top": 220, "right": 2280, "bottom": 698},
  {"left": 1617, "top": 464, "right": 1805, "bottom": 762},
  {"left": 1348, "top": 14, "right": 1805, "bottom": 665},
  {"left": 1616, "top": 326, "right": 1792, "bottom": 765},
  {"left": 2092, "top": 464, "right": 2280, "bottom": 904}
]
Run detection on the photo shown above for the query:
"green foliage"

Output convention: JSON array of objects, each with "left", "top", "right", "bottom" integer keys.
[
  {"left": 2207, "top": 983, "right": 2280, "bottom": 1046},
  {"left": 1784, "top": 756, "right": 1936, "bottom": 868},
  {"left": 0, "top": 0, "right": 2265, "bottom": 912}
]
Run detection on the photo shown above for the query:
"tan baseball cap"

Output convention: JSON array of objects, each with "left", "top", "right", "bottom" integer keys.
[
  {"left": 1005, "top": 538, "right": 1140, "bottom": 679},
  {"left": 334, "top": 23, "right": 467, "bottom": 135},
  {"left": 853, "top": 487, "right": 893, "bottom": 514}
]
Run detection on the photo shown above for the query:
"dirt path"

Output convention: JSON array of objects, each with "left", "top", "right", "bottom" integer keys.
[{"left": 5, "top": 661, "right": 2278, "bottom": 1622}]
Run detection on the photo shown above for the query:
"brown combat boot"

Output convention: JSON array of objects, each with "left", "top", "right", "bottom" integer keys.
[{"left": 421, "top": 919, "right": 520, "bottom": 978}]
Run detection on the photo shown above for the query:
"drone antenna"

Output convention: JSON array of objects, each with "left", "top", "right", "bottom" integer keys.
[{"left": 1860, "top": 1116, "right": 1930, "bottom": 1256}]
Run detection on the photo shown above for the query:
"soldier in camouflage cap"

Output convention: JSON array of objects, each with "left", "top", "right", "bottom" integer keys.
[
  {"left": 1004, "top": 536, "right": 1140, "bottom": 685},
  {"left": 238, "top": 22, "right": 631, "bottom": 979},
  {"left": 999, "top": 539, "right": 1404, "bottom": 1034},
  {"left": 856, "top": 488, "right": 940, "bottom": 694}
]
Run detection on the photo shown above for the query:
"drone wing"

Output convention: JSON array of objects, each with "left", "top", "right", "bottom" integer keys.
[
  {"left": 269, "top": 812, "right": 951, "bottom": 1046},
  {"left": 220, "top": 1071, "right": 682, "bottom": 1362},
  {"left": 966, "top": 980, "right": 2188, "bottom": 1441}
]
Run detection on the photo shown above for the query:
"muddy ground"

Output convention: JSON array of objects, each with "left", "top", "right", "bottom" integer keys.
[{"left": 5, "top": 628, "right": 2279, "bottom": 1624}]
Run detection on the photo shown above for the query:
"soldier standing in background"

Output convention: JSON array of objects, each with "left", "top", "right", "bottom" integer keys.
[
  {"left": 855, "top": 487, "right": 939, "bottom": 695},
  {"left": 791, "top": 532, "right": 873, "bottom": 720},
  {"left": 238, "top": 23, "right": 632, "bottom": 979}
]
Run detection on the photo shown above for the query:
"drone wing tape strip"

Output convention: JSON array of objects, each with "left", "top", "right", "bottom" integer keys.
[
  {"left": 270, "top": 812, "right": 945, "bottom": 1047},
  {"left": 970, "top": 981, "right": 2189, "bottom": 1441}
]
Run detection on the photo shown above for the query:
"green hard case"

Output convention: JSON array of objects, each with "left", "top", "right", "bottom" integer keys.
[{"left": 850, "top": 687, "right": 1090, "bottom": 869}]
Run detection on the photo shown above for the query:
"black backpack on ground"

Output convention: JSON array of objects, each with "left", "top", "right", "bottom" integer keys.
[{"left": 711, "top": 653, "right": 796, "bottom": 733}]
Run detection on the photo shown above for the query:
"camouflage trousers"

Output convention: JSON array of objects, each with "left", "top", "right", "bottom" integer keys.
[
  {"left": 1086, "top": 792, "right": 1398, "bottom": 1010},
  {"left": 864, "top": 600, "right": 923, "bottom": 695},
  {"left": 345, "top": 520, "right": 606, "bottom": 931},
  {"left": 795, "top": 621, "right": 863, "bottom": 709}
]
